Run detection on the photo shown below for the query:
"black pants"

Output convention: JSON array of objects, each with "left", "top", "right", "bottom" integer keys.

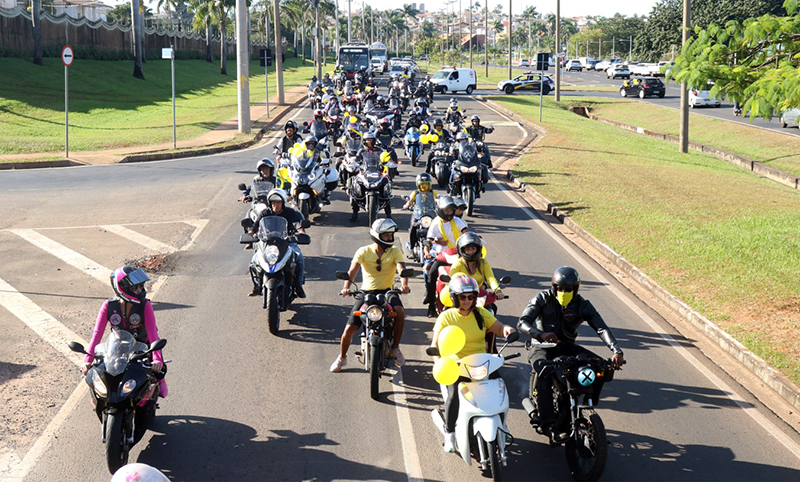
[
  {"left": 424, "top": 259, "right": 444, "bottom": 303},
  {"left": 445, "top": 372, "right": 501, "bottom": 432},
  {"left": 351, "top": 198, "right": 392, "bottom": 217},
  {"left": 528, "top": 343, "right": 603, "bottom": 426}
]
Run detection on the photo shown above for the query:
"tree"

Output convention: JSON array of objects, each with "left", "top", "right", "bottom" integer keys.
[
  {"left": 418, "top": 19, "right": 436, "bottom": 39},
  {"left": 190, "top": 0, "right": 214, "bottom": 62},
  {"left": 108, "top": 2, "right": 132, "bottom": 23},
  {"left": 671, "top": 0, "right": 800, "bottom": 120},
  {"left": 131, "top": 0, "right": 144, "bottom": 78},
  {"left": 211, "top": 0, "right": 235, "bottom": 74},
  {"left": 30, "top": 0, "right": 42, "bottom": 65}
]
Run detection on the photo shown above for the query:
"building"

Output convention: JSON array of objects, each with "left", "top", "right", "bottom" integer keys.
[{"left": 51, "top": 0, "right": 113, "bottom": 21}]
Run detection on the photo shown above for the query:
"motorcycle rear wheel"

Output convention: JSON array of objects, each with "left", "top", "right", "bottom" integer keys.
[
  {"left": 565, "top": 410, "right": 607, "bottom": 482},
  {"left": 369, "top": 341, "right": 383, "bottom": 400},
  {"left": 300, "top": 198, "right": 311, "bottom": 220},
  {"left": 436, "top": 166, "right": 448, "bottom": 188},
  {"left": 410, "top": 149, "right": 418, "bottom": 167},
  {"left": 265, "top": 286, "right": 279, "bottom": 335},
  {"left": 105, "top": 412, "right": 128, "bottom": 474}
]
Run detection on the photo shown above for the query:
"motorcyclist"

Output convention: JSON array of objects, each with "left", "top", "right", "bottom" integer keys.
[
  {"left": 466, "top": 114, "right": 495, "bottom": 168},
  {"left": 413, "top": 82, "right": 428, "bottom": 101},
  {"left": 307, "top": 75, "right": 319, "bottom": 98},
  {"left": 450, "top": 131, "right": 485, "bottom": 197},
  {"left": 414, "top": 98, "right": 432, "bottom": 120},
  {"left": 448, "top": 232, "right": 504, "bottom": 303},
  {"left": 405, "top": 110, "right": 424, "bottom": 132},
  {"left": 422, "top": 196, "right": 469, "bottom": 317},
  {"left": 426, "top": 118, "right": 452, "bottom": 175},
  {"left": 308, "top": 109, "right": 329, "bottom": 140},
  {"left": 247, "top": 188, "right": 307, "bottom": 299},
  {"left": 325, "top": 93, "right": 344, "bottom": 117},
  {"left": 330, "top": 218, "right": 411, "bottom": 372},
  {"left": 351, "top": 132, "right": 392, "bottom": 221},
  {"left": 453, "top": 196, "right": 467, "bottom": 218},
  {"left": 110, "top": 463, "right": 170, "bottom": 482},
  {"left": 322, "top": 72, "right": 333, "bottom": 88},
  {"left": 240, "top": 158, "right": 284, "bottom": 202},
  {"left": 343, "top": 79, "right": 355, "bottom": 96},
  {"left": 375, "top": 117, "right": 399, "bottom": 163},
  {"left": 431, "top": 274, "right": 516, "bottom": 452},
  {"left": 445, "top": 98, "right": 465, "bottom": 126},
  {"left": 82, "top": 266, "right": 167, "bottom": 397},
  {"left": 424, "top": 74, "right": 435, "bottom": 99},
  {"left": 275, "top": 121, "right": 304, "bottom": 158},
  {"left": 517, "top": 266, "right": 625, "bottom": 442},
  {"left": 402, "top": 172, "right": 438, "bottom": 259}
]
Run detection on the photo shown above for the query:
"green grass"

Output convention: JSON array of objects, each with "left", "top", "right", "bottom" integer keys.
[
  {"left": 0, "top": 57, "right": 315, "bottom": 154},
  {"left": 490, "top": 94, "right": 800, "bottom": 385},
  {"left": 577, "top": 97, "right": 800, "bottom": 179}
]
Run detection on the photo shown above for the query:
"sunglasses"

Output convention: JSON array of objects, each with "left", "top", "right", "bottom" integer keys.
[
  {"left": 130, "top": 283, "right": 145, "bottom": 293},
  {"left": 375, "top": 256, "right": 382, "bottom": 272},
  {"left": 458, "top": 294, "right": 476, "bottom": 301}
]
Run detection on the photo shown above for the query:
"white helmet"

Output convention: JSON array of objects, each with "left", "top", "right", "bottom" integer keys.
[
  {"left": 267, "top": 188, "right": 288, "bottom": 206},
  {"left": 369, "top": 218, "right": 398, "bottom": 249},
  {"left": 110, "top": 463, "right": 169, "bottom": 482}
]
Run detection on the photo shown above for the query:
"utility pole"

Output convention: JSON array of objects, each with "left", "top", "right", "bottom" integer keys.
[
  {"left": 235, "top": 0, "right": 250, "bottom": 133},
  {"left": 469, "top": 0, "right": 473, "bottom": 69},
  {"left": 458, "top": 0, "right": 462, "bottom": 68},
  {"left": 274, "top": 0, "right": 284, "bottom": 104},
  {"left": 507, "top": 0, "right": 511, "bottom": 80},
  {"left": 628, "top": 35, "right": 632, "bottom": 60},
  {"left": 484, "top": 0, "right": 488, "bottom": 77},
  {"left": 316, "top": 0, "right": 322, "bottom": 80},
  {"left": 679, "top": 0, "right": 690, "bottom": 153},
  {"left": 335, "top": 0, "right": 340, "bottom": 52},
  {"left": 347, "top": 0, "right": 352, "bottom": 43},
  {"left": 555, "top": 0, "right": 560, "bottom": 101}
]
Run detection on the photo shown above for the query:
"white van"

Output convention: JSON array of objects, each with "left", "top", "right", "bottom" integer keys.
[{"left": 430, "top": 67, "right": 478, "bottom": 95}]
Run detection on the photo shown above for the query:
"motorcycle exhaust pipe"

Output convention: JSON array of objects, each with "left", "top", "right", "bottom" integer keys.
[{"left": 521, "top": 397, "right": 537, "bottom": 420}]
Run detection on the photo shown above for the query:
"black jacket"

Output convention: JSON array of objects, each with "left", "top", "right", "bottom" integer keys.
[
  {"left": 277, "top": 134, "right": 303, "bottom": 154},
  {"left": 517, "top": 290, "right": 623, "bottom": 354},
  {"left": 466, "top": 125, "right": 493, "bottom": 141},
  {"left": 252, "top": 208, "right": 305, "bottom": 236}
]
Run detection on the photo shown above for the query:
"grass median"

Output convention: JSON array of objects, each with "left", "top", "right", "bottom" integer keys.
[
  {"left": 0, "top": 56, "right": 315, "bottom": 156},
  {"left": 489, "top": 94, "right": 800, "bottom": 385}
]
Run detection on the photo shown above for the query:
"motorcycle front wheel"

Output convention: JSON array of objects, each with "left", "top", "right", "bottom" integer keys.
[
  {"left": 565, "top": 410, "right": 607, "bottom": 482},
  {"left": 410, "top": 148, "right": 418, "bottom": 167},
  {"left": 105, "top": 412, "right": 128, "bottom": 474},
  {"left": 265, "top": 285, "right": 280, "bottom": 335},
  {"left": 465, "top": 185, "right": 475, "bottom": 216},
  {"left": 369, "top": 341, "right": 383, "bottom": 400},
  {"left": 477, "top": 432, "right": 503, "bottom": 481},
  {"left": 366, "top": 194, "right": 379, "bottom": 227}
]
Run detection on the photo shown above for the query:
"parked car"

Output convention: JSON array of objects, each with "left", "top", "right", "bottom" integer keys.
[
  {"left": 607, "top": 64, "right": 630, "bottom": 79},
  {"left": 519, "top": 59, "right": 530, "bottom": 67},
  {"left": 430, "top": 67, "right": 477, "bottom": 94},
  {"left": 780, "top": 108, "right": 800, "bottom": 127},
  {"left": 594, "top": 59, "right": 613, "bottom": 71},
  {"left": 420, "top": 54, "right": 429, "bottom": 60},
  {"left": 497, "top": 72, "right": 553, "bottom": 95},
  {"left": 619, "top": 77, "right": 665, "bottom": 98},
  {"left": 578, "top": 57, "right": 596, "bottom": 70},
  {"left": 688, "top": 84, "right": 721, "bottom": 108},
  {"left": 565, "top": 59, "right": 582, "bottom": 72},
  {"left": 370, "top": 58, "right": 385, "bottom": 73}
]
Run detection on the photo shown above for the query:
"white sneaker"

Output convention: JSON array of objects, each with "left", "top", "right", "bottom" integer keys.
[
  {"left": 393, "top": 347, "right": 405, "bottom": 367},
  {"left": 329, "top": 355, "right": 347, "bottom": 373},
  {"left": 443, "top": 432, "right": 456, "bottom": 453}
]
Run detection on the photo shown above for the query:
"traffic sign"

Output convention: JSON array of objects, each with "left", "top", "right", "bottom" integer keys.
[{"left": 61, "top": 45, "right": 74, "bottom": 67}]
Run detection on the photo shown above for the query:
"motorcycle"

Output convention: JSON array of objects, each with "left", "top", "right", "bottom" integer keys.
[
  {"left": 288, "top": 149, "right": 338, "bottom": 219},
  {"left": 389, "top": 97, "right": 404, "bottom": 131},
  {"left": 404, "top": 127, "right": 422, "bottom": 167},
  {"left": 335, "top": 268, "right": 415, "bottom": 400},
  {"left": 347, "top": 152, "right": 393, "bottom": 226},
  {"left": 521, "top": 344, "right": 620, "bottom": 481},
  {"left": 401, "top": 192, "right": 435, "bottom": 263},
  {"left": 68, "top": 331, "right": 167, "bottom": 473},
  {"left": 427, "top": 332, "right": 521, "bottom": 480},
  {"left": 450, "top": 141, "right": 485, "bottom": 216},
  {"left": 240, "top": 216, "right": 311, "bottom": 334},
  {"left": 238, "top": 180, "right": 277, "bottom": 229},
  {"left": 430, "top": 137, "right": 453, "bottom": 189}
]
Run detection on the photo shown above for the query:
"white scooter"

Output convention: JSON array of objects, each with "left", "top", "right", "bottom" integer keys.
[{"left": 427, "top": 332, "right": 520, "bottom": 480}]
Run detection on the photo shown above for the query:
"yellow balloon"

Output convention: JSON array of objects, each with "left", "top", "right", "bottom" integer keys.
[
  {"left": 433, "top": 356, "right": 460, "bottom": 385},
  {"left": 420, "top": 124, "right": 430, "bottom": 134},
  {"left": 349, "top": 116, "right": 358, "bottom": 124},
  {"left": 438, "top": 325, "right": 466, "bottom": 357},
  {"left": 482, "top": 245, "right": 488, "bottom": 259},
  {"left": 439, "top": 284, "right": 453, "bottom": 307},
  {"left": 431, "top": 134, "right": 439, "bottom": 143}
]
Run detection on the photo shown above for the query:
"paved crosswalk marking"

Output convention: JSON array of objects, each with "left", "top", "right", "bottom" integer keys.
[
  {"left": 99, "top": 225, "right": 177, "bottom": 253},
  {"left": 9, "top": 229, "right": 112, "bottom": 284}
]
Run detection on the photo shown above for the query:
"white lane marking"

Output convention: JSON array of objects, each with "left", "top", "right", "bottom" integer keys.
[
  {"left": 100, "top": 225, "right": 177, "bottom": 253},
  {"left": 391, "top": 370, "right": 424, "bottom": 482},
  {"left": 491, "top": 171, "right": 800, "bottom": 459},
  {"left": 10, "top": 229, "right": 112, "bottom": 284}
]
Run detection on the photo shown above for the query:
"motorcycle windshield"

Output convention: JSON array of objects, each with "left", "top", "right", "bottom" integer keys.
[
  {"left": 361, "top": 153, "right": 382, "bottom": 173},
  {"left": 458, "top": 144, "right": 480, "bottom": 167},
  {"left": 252, "top": 181, "right": 276, "bottom": 201},
  {"left": 406, "top": 127, "right": 420, "bottom": 140},
  {"left": 258, "top": 216, "right": 289, "bottom": 241},
  {"left": 345, "top": 138, "right": 361, "bottom": 153},
  {"left": 292, "top": 152, "right": 316, "bottom": 175},
  {"left": 95, "top": 329, "right": 149, "bottom": 377},
  {"left": 310, "top": 122, "right": 328, "bottom": 139}
]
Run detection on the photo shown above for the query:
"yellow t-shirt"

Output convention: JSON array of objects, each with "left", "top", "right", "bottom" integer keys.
[
  {"left": 449, "top": 258, "right": 500, "bottom": 291},
  {"left": 354, "top": 245, "right": 405, "bottom": 291},
  {"left": 433, "top": 307, "right": 498, "bottom": 359}
]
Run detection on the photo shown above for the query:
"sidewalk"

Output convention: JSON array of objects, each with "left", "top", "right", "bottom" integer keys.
[{"left": 0, "top": 86, "right": 308, "bottom": 168}]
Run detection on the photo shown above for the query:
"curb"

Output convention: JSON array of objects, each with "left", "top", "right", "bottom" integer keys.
[
  {"left": 0, "top": 159, "right": 85, "bottom": 170},
  {"left": 484, "top": 98, "right": 800, "bottom": 413}
]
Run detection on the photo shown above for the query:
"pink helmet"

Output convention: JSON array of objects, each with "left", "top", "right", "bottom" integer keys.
[
  {"left": 110, "top": 266, "right": 150, "bottom": 304},
  {"left": 110, "top": 463, "right": 169, "bottom": 482}
]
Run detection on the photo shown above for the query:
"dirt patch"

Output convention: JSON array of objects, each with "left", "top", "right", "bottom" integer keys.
[{"left": 124, "top": 252, "right": 178, "bottom": 275}]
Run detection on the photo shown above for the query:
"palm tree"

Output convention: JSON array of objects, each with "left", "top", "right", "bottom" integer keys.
[
  {"left": 401, "top": 3, "right": 419, "bottom": 51},
  {"left": 211, "top": 0, "right": 235, "bottom": 75},
  {"left": 520, "top": 6, "right": 537, "bottom": 58},
  {"left": 31, "top": 0, "right": 42, "bottom": 65},
  {"left": 491, "top": 18, "right": 503, "bottom": 50},
  {"left": 131, "top": 0, "right": 144, "bottom": 78},
  {"left": 189, "top": 0, "right": 214, "bottom": 62}
]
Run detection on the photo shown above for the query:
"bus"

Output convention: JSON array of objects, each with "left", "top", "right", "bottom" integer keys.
[
  {"left": 337, "top": 42, "right": 371, "bottom": 79},
  {"left": 370, "top": 41, "right": 388, "bottom": 73}
]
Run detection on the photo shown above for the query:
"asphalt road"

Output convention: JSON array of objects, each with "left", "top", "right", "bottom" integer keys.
[{"left": 2, "top": 90, "right": 800, "bottom": 481}]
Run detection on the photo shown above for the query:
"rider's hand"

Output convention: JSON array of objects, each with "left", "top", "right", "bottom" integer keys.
[
  {"left": 80, "top": 362, "right": 92, "bottom": 376},
  {"left": 502, "top": 325, "right": 516, "bottom": 338},
  {"left": 400, "top": 284, "right": 411, "bottom": 294},
  {"left": 494, "top": 289, "right": 505, "bottom": 300},
  {"left": 340, "top": 287, "right": 351, "bottom": 297},
  {"left": 240, "top": 196, "right": 248, "bottom": 203},
  {"left": 151, "top": 361, "right": 164, "bottom": 374},
  {"left": 541, "top": 332, "right": 560, "bottom": 344},
  {"left": 610, "top": 353, "right": 625, "bottom": 370}
]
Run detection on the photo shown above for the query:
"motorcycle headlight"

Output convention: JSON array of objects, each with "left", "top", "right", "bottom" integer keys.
[
  {"left": 467, "top": 361, "right": 489, "bottom": 381},
  {"left": 266, "top": 245, "right": 280, "bottom": 264},
  {"left": 93, "top": 377, "right": 108, "bottom": 397},
  {"left": 469, "top": 166, "right": 478, "bottom": 173},
  {"left": 366, "top": 305, "right": 383, "bottom": 322},
  {"left": 420, "top": 216, "right": 432, "bottom": 228},
  {"left": 121, "top": 379, "right": 137, "bottom": 395}
]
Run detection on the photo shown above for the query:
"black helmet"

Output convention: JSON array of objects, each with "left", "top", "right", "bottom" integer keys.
[
  {"left": 312, "top": 75, "right": 318, "bottom": 81},
  {"left": 285, "top": 120, "right": 297, "bottom": 132},
  {"left": 436, "top": 195, "right": 457, "bottom": 221},
  {"left": 433, "top": 118, "right": 443, "bottom": 128},
  {"left": 552, "top": 266, "right": 580, "bottom": 295},
  {"left": 369, "top": 218, "right": 398, "bottom": 249},
  {"left": 453, "top": 196, "right": 467, "bottom": 212},
  {"left": 415, "top": 172, "right": 433, "bottom": 191},
  {"left": 471, "top": 114, "right": 480, "bottom": 123},
  {"left": 456, "top": 232, "right": 483, "bottom": 261},
  {"left": 379, "top": 117, "right": 391, "bottom": 128}
]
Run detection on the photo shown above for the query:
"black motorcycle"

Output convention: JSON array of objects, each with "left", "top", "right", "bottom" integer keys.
[
  {"left": 450, "top": 142, "right": 484, "bottom": 216},
  {"left": 336, "top": 136, "right": 361, "bottom": 189},
  {"left": 522, "top": 350, "right": 619, "bottom": 482},
  {"left": 68, "top": 331, "right": 166, "bottom": 473},
  {"left": 430, "top": 138, "right": 453, "bottom": 189},
  {"left": 347, "top": 152, "right": 393, "bottom": 226},
  {"left": 240, "top": 216, "right": 311, "bottom": 335},
  {"left": 238, "top": 180, "right": 277, "bottom": 230},
  {"left": 335, "top": 268, "right": 414, "bottom": 400}
]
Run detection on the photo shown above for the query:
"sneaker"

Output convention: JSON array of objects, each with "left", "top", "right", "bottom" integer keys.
[
  {"left": 249, "top": 289, "right": 260, "bottom": 297},
  {"left": 443, "top": 432, "right": 456, "bottom": 453},
  {"left": 295, "top": 285, "right": 306, "bottom": 299},
  {"left": 392, "top": 348, "right": 405, "bottom": 367},
  {"left": 427, "top": 304, "right": 438, "bottom": 318},
  {"left": 349, "top": 213, "right": 358, "bottom": 222},
  {"left": 329, "top": 355, "right": 347, "bottom": 373}
]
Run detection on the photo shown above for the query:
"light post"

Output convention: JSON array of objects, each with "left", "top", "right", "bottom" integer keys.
[{"left": 484, "top": 0, "right": 488, "bottom": 77}]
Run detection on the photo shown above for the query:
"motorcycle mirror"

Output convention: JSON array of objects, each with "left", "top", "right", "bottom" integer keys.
[
  {"left": 334, "top": 151, "right": 345, "bottom": 157},
  {"left": 240, "top": 233, "right": 257, "bottom": 245},
  {"left": 300, "top": 219, "right": 312, "bottom": 229},
  {"left": 399, "top": 268, "right": 415, "bottom": 278},
  {"left": 237, "top": 183, "right": 247, "bottom": 190},
  {"left": 499, "top": 276, "right": 512, "bottom": 284},
  {"left": 149, "top": 339, "right": 167, "bottom": 352},
  {"left": 67, "top": 341, "right": 86, "bottom": 354},
  {"left": 335, "top": 270, "right": 351, "bottom": 281},
  {"left": 439, "top": 274, "right": 451, "bottom": 283},
  {"left": 294, "top": 233, "right": 311, "bottom": 245},
  {"left": 506, "top": 332, "right": 520, "bottom": 344},
  {"left": 426, "top": 346, "right": 440, "bottom": 357}
]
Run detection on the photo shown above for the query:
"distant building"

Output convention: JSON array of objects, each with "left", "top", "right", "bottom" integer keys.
[
  {"left": 51, "top": 0, "right": 112, "bottom": 21},
  {"left": 0, "top": 0, "right": 21, "bottom": 8}
]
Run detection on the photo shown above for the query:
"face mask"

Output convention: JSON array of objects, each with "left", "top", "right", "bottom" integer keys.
[{"left": 556, "top": 291, "right": 573, "bottom": 307}]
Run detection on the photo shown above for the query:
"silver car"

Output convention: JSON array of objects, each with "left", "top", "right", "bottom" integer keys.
[{"left": 780, "top": 108, "right": 800, "bottom": 128}]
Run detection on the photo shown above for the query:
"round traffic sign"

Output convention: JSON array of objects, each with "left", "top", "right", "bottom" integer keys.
[{"left": 62, "top": 45, "right": 74, "bottom": 67}]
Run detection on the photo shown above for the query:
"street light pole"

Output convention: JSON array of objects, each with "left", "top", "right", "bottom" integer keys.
[
  {"left": 507, "top": 0, "right": 511, "bottom": 80},
  {"left": 679, "top": 0, "right": 690, "bottom": 153},
  {"left": 555, "top": 0, "right": 560, "bottom": 101},
  {"left": 469, "top": 0, "right": 473, "bottom": 69},
  {"left": 484, "top": 0, "right": 488, "bottom": 77},
  {"left": 274, "top": 0, "right": 284, "bottom": 105},
  {"left": 235, "top": 0, "right": 250, "bottom": 133},
  {"left": 347, "top": 0, "right": 351, "bottom": 43}
]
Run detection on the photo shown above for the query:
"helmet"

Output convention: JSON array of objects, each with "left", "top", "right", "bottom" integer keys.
[
  {"left": 267, "top": 188, "right": 288, "bottom": 206},
  {"left": 110, "top": 463, "right": 169, "bottom": 482},
  {"left": 369, "top": 218, "right": 398, "bottom": 249},
  {"left": 305, "top": 136, "right": 318, "bottom": 149},
  {"left": 313, "top": 109, "right": 324, "bottom": 118},
  {"left": 110, "top": 266, "right": 150, "bottom": 304},
  {"left": 311, "top": 75, "right": 318, "bottom": 81},
  {"left": 326, "top": 86, "right": 334, "bottom": 94},
  {"left": 456, "top": 232, "right": 483, "bottom": 261},
  {"left": 254, "top": 202, "right": 268, "bottom": 218},
  {"left": 256, "top": 158, "right": 275, "bottom": 175},
  {"left": 471, "top": 114, "right": 480, "bottom": 122},
  {"left": 450, "top": 97, "right": 457, "bottom": 104},
  {"left": 415, "top": 172, "right": 433, "bottom": 192},
  {"left": 362, "top": 131, "right": 376, "bottom": 146},
  {"left": 377, "top": 95, "right": 386, "bottom": 105},
  {"left": 345, "top": 79, "right": 352, "bottom": 86},
  {"left": 379, "top": 117, "right": 391, "bottom": 128},
  {"left": 360, "top": 65, "right": 367, "bottom": 72},
  {"left": 449, "top": 274, "right": 480, "bottom": 309},
  {"left": 456, "top": 131, "right": 469, "bottom": 142},
  {"left": 453, "top": 196, "right": 467, "bottom": 211},
  {"left": 284, "top": 120, "right": 297, "bottom": 132},
  {"left": 323, "top": 72, "right": 330, "bottom": 79},
  {"left": 433, "top": 118, "right": 443, "bottom": 129},
  {"left": 436, "top": 195, "right": 457, "bottom": 221},
  {"left": 552, "top": 266, "right": 580, "bottom": 295}
]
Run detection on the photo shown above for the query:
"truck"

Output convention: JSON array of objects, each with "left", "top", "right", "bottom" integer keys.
[{"left": 370, "top": 42, "right": 388, "bottom": 73}]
